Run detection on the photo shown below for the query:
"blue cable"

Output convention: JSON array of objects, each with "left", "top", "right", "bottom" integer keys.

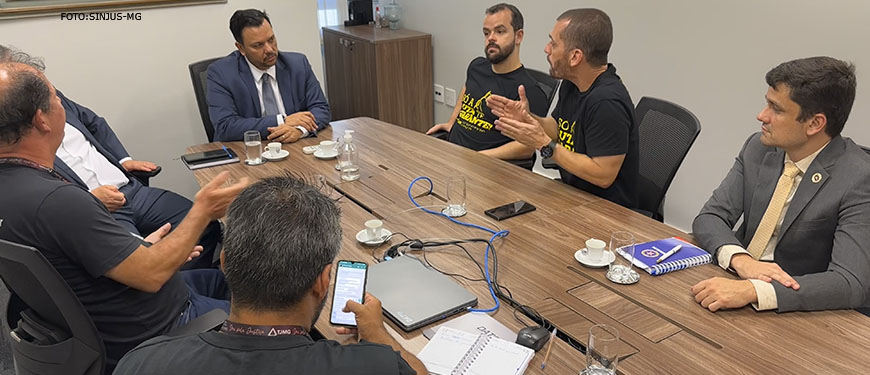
[{"left": 407, "top": 177, "right": 508, "bottom": 313}]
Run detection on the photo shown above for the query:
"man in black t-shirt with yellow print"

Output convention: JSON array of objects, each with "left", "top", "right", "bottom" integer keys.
[
  {"left": 489, "top": 8, "right": 639, "bottom": 209},
  {"left": 426, "top": 3, "right": 548, "bottom": 168}
]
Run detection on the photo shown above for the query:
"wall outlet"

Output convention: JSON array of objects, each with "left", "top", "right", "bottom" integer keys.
[
  {"left": 434, "top": 84, "right": 445, "bottom": 103},
  {"left": 444, "top": 88, "right": 457, "bottom": 107}
]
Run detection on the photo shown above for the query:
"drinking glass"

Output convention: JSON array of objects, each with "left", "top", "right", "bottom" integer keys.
[
  {"left": 243, "top": 131, "right": 264, "bottom": 165},
  {"left": 583, "top": 324, "right": 619, "bottom": 375},
  {"left": 605, "top": 231, "right": 639, "bottom": 284},
  {"left": 442, "top": 176, "right": 467, "bottom": 217}
]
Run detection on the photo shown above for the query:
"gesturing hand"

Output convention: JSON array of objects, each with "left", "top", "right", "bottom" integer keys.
[{"left": 486, "top": 84, "right": 530, "bottom": 121}]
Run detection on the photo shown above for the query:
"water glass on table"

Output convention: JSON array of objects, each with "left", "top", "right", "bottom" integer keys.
[
  {"left": 244, "top": 131, "right": 265, "bottom": 165},
  {"left": 605, "top": 231, "right": 639, "bottom": 284},
  {"left": 582, "top": 324, "right": 619, "bottom": 375},
  {"left": 442, "top": 176, "right": 467, "bottom": 217}
]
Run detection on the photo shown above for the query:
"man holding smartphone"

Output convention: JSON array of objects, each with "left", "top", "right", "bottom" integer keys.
[{"left": 115, "top": 176, "right": 426, "bottom": 375}]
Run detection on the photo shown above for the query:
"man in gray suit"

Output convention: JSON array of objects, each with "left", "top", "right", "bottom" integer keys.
[{"left": 691, "top": 56, "right": 870, "bottom": 313}]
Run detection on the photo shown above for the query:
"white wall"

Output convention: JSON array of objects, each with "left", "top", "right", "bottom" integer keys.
[
  {"left": 400, "top": 0, "right": 870, "bottom": 231},
  {"left": 0, "top": 0, "right": 324, "bottom": 198}
]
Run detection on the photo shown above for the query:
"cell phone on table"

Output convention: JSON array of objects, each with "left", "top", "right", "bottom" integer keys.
[
  {"left": 181, "top": 149, "right": 236, "bottom": 164},
  {"left": 330, "top": 260, "right": 368, "bottom": 327},
  {"left": 484, "top": 200, "right": 537, "bottom": 221}
]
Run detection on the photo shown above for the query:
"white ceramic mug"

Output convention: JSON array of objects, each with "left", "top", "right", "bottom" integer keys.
[
  {"left": 364, "top": 219, "right": 383, "bottom": 241},
  {"left": 264, "top": 142, "right": 282, "bottom": 157},
  {"left": 319, "top": 140, "right": 336, "bottom": 153},
  {"left": 584, "top": 238, "right": 606, "bottom": 261}
]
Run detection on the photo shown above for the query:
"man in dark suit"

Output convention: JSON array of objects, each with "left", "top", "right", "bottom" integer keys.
[
  {"left": 54, "top": 90, "right": 222, "bottom": 270},
  {"left": 692, "top": 57, "right": 870, "bottom": 314},
  {"left": 1, "top": 44, "right": 221, "bottom": 270},
  {"left": 207, "top": 9, "right": 330, "bottom": 142}
]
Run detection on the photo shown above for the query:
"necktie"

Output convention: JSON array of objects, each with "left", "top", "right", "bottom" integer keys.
[
  {"left": 261, "top": 74, "right": 280, "bottom": 117},
  {"left": 746, "top": 162, "right": 801, "bottom": 259}
]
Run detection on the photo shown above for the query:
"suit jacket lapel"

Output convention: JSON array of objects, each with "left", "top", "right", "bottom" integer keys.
[
  {"left": 64, "top": 114, "right": 129, "bottom": 175},
  {"left": 779, "top": 136, "right": 843, "bottom": 237},
  {"left": 237, "top": 52, "right": 261, "bottom": 116},
  {"left": 53, "top": 158, "right": 87, "bottom": 187},
  {"left": 746, "top": 150, "right": 785, "bottom": 240},
  {"left": 275, "top": 56, "right": 295, "bottom": 111}
]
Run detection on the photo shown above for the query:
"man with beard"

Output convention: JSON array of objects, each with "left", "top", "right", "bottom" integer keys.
[
  {"left": 208, "top": 9, "right": 331, "bottom": 142},
  {"left": 426, "top": 3, "right": 548, "bottom": 168},
  {"left": 488, "top": 9, "right": 639, "bottom": 209},
  {"left": 114, "top": 176, "right": 427, "bottom": 375}
]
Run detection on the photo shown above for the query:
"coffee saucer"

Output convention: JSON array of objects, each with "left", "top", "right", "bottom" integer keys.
[
  {"left": 574, "top": 249, "right": 615, "bottom": 268},
  {"left": 355, "top": 229, "right": 392, "bottom": 246},
  {"left": 263, "top": 150, "right": 290, "bottom": 161},
  {"left": 314, "top": 149, "right": 338, "bottom": 160}
]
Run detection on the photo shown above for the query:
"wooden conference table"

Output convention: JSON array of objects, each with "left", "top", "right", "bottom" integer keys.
[{"left": 187, "top": 117, "right": 870, "bottom": 374}]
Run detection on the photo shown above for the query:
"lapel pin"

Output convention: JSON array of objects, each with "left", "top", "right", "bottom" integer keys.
[{"left": 811, "top": 173, "right": 822, "bottom": 184}]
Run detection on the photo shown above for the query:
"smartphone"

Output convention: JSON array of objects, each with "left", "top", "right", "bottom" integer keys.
[
  {"left": 330, "top": 260, "right": 368, "bottom": 327},
  {"left": 181, "top": 149, "right": 237, "bottom": 165},
  {"left": 484, "top": 200, "right": 537, "bottom": 221}
]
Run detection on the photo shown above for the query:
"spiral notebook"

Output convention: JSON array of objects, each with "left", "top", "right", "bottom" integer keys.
[
  {"left": 617, "top": 237, "right": 712, "bottom": 276},
  {"left": 418, "top": 326, "right": 534, "bottom": 375}
]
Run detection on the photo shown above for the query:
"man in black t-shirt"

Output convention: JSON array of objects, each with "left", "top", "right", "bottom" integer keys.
[
  {"left": 114, "top": 177, "right": 426, "bottom": 375},
  {"left": 488, "top": 8, "right": 639, "bottom": 209},
  {"left": 0, "top": 59, "right": 248, "bottom": 373},
  {"left": 427, "top": 3, "right": 548, "bottom": 168}
]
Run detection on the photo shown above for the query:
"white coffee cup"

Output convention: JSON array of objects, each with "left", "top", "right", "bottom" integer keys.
[
  {"left": 365, "top": 219, "right": 383, "bottom": 242},
  {"left": 319, "top": 140, "right": 336, "bottom": 152},
  {"left": 264, "top": 142, "right": 282, "bottom": 157},
  {"left": 585, "top": 238, "right": 606, "bottom": 261}
]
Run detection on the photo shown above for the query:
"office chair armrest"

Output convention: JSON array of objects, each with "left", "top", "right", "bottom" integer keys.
[
  {"left": 541, "top": 157, "right": 558, "bottom": 169},
  {"left": 129, "top": 166, "right": 162, "bottom": 186},
  {"left": 428, "top": 130, "right": 449, "bottom": 141},
  {"left": 164, "top": 308, "right": 227, "bottom": 338}
]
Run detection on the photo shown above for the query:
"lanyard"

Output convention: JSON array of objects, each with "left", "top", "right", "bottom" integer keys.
[
  {"left": 220, "top": 320, "right": 310, "bottom": 338},
  {"left": 0, "top": 157, "right": 70, "bottom": 183}
]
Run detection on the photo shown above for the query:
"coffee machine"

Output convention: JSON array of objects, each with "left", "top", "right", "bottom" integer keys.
[{"left": 344, "top": 0, "right": 373, "bottom": 26}]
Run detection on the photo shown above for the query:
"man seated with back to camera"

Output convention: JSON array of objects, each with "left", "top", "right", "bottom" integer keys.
[
  {"left": 114, "top": 176, "right": 427, "bottom": 375},
  {"left": 0, "top": 57, "right": 248, "bottom": 373},
  {"left": 425, "top": 3, "right": 549, "bottom": 169}
]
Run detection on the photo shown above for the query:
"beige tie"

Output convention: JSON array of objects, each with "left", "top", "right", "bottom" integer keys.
[{"left": 746, "top": 162, "right": 801, "bottom": 259}]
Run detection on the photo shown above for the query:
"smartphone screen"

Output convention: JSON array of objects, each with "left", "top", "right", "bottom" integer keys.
[
  {"left": 330, "top": 260, "right": 368, "bottom": 327},
  {"left": 485, "top": 200, "right": 537, "bottom": 220}
]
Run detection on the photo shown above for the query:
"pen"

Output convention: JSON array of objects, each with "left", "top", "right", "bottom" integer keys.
[
  {"left": 540, "top": 328, "right": 557, "bottom": 370},
  {"left": 656, "top": 245, "right": 682, "bottom": 263},
  {"left": 221, "top": 144, "right": 232, "bottom": 158}
]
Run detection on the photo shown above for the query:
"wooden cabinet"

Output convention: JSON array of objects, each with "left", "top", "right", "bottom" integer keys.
[{"left": 322, "top": 25, "right": 433, "bottom": 133}]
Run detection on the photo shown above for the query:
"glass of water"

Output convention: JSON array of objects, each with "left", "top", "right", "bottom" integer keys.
[
  {"left": 583, "top": 324, "right": 619, "bottom": 375},
  {"left": 442, "top": 176, "right": 467, "bottom": 217},
  {"left": 244, "top": 131, "right": 264, "bottom": 165},
  {"left": 605, "top": 231, "right": 639, "bottom": 284}
]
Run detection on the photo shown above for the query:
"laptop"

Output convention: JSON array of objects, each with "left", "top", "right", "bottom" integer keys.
[{"left": 367, "top": 255, "right": 478, "bottom": 332}]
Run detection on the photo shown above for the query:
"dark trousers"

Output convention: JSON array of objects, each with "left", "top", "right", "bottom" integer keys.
[
  {"left": 114, "top": 179, "right": 222, "bottom": 270},
  {"left": 175, "top": 269, "right": 231, "bottom": 327}
]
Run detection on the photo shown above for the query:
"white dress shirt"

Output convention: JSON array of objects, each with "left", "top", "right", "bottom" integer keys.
[
  {"left": 717, "top": 141, "right": 829, "bottom": 310},
  {"left": 55, "top": 123, "right": 130, "bottom": 191},
  {"left": 246, "top": 59, "right": 308, "bottom": 137}
]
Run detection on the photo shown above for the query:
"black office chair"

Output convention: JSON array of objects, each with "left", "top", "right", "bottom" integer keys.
[
  {"left": 188, "top": 58, "right": 221, "bottom": 142},
  {"left": 633, "top": 97, "right": 701, "bottom": 221},
  {"left": 0, "top": 239, "right": 227, "bottom": 375},
  {"left": 525, "top": 69, "right": 562, "bottom": 171},
  {"left": 525, "top": 68, "right": 560, "bottom": 109}
]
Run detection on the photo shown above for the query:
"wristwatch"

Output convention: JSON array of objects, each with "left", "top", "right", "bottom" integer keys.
[{"left": 540, "top": 140, "right": 558, "bottom": 158}]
